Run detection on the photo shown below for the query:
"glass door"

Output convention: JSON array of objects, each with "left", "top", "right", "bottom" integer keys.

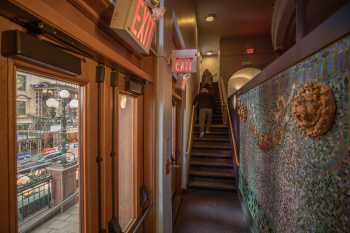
[{"left": 15, "top": 70, "right": 82, "bottom": 233}]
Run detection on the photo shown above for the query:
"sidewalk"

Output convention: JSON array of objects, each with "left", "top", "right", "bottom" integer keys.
[{"left": 30, "top": 203, "right": 80, "bottom": 233}]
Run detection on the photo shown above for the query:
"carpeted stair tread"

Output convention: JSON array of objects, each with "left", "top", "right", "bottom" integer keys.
[
  {"left": 193, "top": 137, "right": 230, "bottom": 143},
  {"left": 192, "top": 144, "right": 231, "bottom": 150},
  {"left": 189, "top": 180, "right": 236, "bottom": 191},
  {"left": 190, "top": 170, "right": 234, "bottom": 178},
  {"left": 190, "top": 160, "right": 233, "bottom": 168}
]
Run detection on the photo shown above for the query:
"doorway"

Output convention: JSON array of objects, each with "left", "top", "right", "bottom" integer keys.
[{"left": 14, "top": 70, "right": 83, "bottom": 233}]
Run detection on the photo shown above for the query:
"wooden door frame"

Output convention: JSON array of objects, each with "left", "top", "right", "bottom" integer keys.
[
  {"left": 2, "top": 56, "right": 100, "bottom": 233},
  {"left": 0, "top": 15, "right": 157, "bottom": 233},
  {"left": 116, "top": 75, "right": 149, "bottom": 233}
]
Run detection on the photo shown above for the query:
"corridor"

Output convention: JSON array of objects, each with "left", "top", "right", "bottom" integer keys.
[
  {"left": 175, "top": 191, "right": 248, "bottom": 233},
  {"left": 0, "top": 0, "right": 349, "bottom": 233}
]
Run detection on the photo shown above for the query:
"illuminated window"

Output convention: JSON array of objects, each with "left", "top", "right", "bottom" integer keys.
[{"left": 16, "top": 71, "right": 82, "bottom": 233}]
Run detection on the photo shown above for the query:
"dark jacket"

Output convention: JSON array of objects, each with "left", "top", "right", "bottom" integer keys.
[{"left": 193, "top": 92, "right": 215, "bottom": 109}]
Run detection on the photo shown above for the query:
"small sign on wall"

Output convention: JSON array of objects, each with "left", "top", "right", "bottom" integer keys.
[
  {"left": 110, "top": 0, "right": 156, "bottom": 54},
  {"left": 171, "top": 49, "right": 198, "bottom": 74}
]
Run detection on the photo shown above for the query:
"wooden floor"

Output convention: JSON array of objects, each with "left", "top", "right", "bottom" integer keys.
[{"left": 174, "top": 190, "right": 249, "bottom": 233}]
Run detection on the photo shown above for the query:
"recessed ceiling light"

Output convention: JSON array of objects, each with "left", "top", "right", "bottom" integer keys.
[
  {"left": 205, "top": 14, "right": 216, "bottom": 22},
  {"left": 205, "top": 51, "right": 216, "bottom": 56}
]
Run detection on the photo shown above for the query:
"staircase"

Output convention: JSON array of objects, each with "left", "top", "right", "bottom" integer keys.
[{"left": 188, "top": 84, "right": 236, "bottom": 192}]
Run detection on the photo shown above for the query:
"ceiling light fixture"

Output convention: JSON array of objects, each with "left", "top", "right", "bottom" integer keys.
[
  {"left": 205, "top": 14, "right": 216, "bottom": 22},
  {"left": 205, "top": 51, "right": 216, "bottom": 56}
]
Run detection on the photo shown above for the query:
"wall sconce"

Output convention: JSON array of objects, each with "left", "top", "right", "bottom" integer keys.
[
  {"left": 203, "top": 51, "right": 217, "bottom": 57},
  {"left": 205, "top": 14, "right": 216, "bottom": 22},
  {"left": 120, "top": 95, "right": 127, "bottom": 109}
]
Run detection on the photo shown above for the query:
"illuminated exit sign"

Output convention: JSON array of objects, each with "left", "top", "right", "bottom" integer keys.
[
  {"left": 175, "top": 58, "right": 193, "bottom": 73},
  {"left": 246, "top": 48, "right": 255, "bottom": 54},
  {"left": 110, "top": 0, "right": 156, "bottom": 54},
  {"left": 172, "top": 49, "right": 198, "bottom": 74}
]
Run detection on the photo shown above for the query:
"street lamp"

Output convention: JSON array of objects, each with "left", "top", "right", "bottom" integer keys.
[
  {"left": 69, "top": 99, "right": 79, "bottom": 109},
  {"left": 59, "top": 90, "right": 71, "bottom": 155},
  {"left": 45, "top": 90, "right": 75, "bottom": 157},
  {"left": 46, "top": 98, "right": 59, "bottom": 109}
]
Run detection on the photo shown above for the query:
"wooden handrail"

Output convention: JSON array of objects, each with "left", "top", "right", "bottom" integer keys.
[{"left": 218, "top": 79, "right": 240, "bottom": 166}]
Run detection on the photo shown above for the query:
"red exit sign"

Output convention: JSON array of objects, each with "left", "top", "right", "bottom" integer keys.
[
  {"left": 110, "top": 0, "right": 156, "bottom": 54},
  {"left": 175, "top": 58, "right": 194, "bottom": 73},
  {"left": 246, "top": 48, "right": 255, "bottom": 54},
  {"left": 171, "top": 49, "right": 197, "bottom": 74}
]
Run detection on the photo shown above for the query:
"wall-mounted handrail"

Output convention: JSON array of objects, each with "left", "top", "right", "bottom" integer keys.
[
  {"left": 218, "top": 81, "right": 227, "bottom": 125},
  {"left": 218, "top": 78, "right": 240, "bottom": 166}
]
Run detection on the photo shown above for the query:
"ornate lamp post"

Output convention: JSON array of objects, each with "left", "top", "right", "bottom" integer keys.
[
  {"left": 45, "top": 90, "right": 79, "bottom": 207},
  {"left": 46, "top": 90, "right": 78, "bottom": 159}
]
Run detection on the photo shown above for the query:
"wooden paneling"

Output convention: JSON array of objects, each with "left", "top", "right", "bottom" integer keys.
[
  {"left": 143, "top": 82, "right": 156, "bottom": 233},
  {"left": 0, "top": 11, "right": 156, "bottom": 233},
  {"left": 9, "top": 0, "right": 152, "bottom": 82},
  {"left": 0, "top": 57, "right": 10, "bottom": 233},
  {"left": 80, "top": 57, "right": 99, "bottom": 233},
  {"left": 100, "top": 66, "right": 113, "bottom": 231}
]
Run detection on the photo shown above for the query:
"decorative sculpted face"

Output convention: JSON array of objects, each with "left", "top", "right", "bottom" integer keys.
[{"left": 292, "top": 82, "right": 336, "bottom": 137}]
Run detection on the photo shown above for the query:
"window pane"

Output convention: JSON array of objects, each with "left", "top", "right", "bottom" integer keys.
[
  {"left": 16, "top": 71, "right": 81, "bottom": 233},
  {"left": 16, "top": 101, "right": 26, "bottom": 116},
  {"left": 118, "top": 94, "right": 137, "bottom": 231}
]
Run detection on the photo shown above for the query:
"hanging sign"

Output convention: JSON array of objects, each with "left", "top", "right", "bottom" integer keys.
[
  {"left": 171, "top": 49, "right": 198, "bottom": 74},
  {"left": 246, "top": 48, "right": 256, "bottom": 55},
  {"left": 110, "top": 0, "right": 156, "bottom": 54}
]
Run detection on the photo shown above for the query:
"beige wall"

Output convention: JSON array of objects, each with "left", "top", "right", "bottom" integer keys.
[
  {"left": 199, "top": 32, "right": 220, "bottom": 82},
  {"left": 220, "top": 35, "right": 276, "bottom": 84},
  {"left": 200, "top": 56, "right": 220, "bottom": 82},
  {"left": 154, "top": 0, "right": 198, "bottom": 233}
]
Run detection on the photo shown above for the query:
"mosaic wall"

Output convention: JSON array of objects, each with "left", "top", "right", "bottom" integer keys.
[{"left": 239, "top": 36, "right": 350, "bottom": 233}]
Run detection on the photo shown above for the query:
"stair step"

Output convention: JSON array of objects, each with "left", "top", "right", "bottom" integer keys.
[
  {"left": 194, "top": 124, "right": 227, "bottom": 128},
  {"left": 193, "top": 129, "right": 228, "bottom": 134},
  {"left": 190, "top": 170, "right": 234, "bottom": 179},
  {"left": 190, "top": 158, "right": 233, "bottom": 168},
  {"left": 191, "top": 150, "right": 231, "bottom": 159},
  {"left": 191, "top": 157, "right": 232, "bottom": 164},
  {"left": 193, "top": 137, "right": 230, "bottom": 143},
  {"left": 193, "top": 131, "right": 229, "bottom": 137},
  {"left": 192, "top": 144, "right": 231, "bottom": 150},
  {"left": 193, "top": 141, "right": 231, "bottom": 147},
  {"left": 194, "top": 118, "right": 223, "bottom": 123},
  {"left": 189, "top": 180, "right": 236, "bottom": 191},
  {"left": 191, "top": 159, "right": 233, "bottom": 168}
]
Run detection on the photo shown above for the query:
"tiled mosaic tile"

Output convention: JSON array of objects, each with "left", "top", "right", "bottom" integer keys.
[{"left": 239, "top": 36, "right": 350, "bottom": 233}]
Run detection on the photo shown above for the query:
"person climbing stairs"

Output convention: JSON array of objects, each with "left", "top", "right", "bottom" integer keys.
[{"left": 189, "top": 83, "right": 236, "bottom": 192}]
